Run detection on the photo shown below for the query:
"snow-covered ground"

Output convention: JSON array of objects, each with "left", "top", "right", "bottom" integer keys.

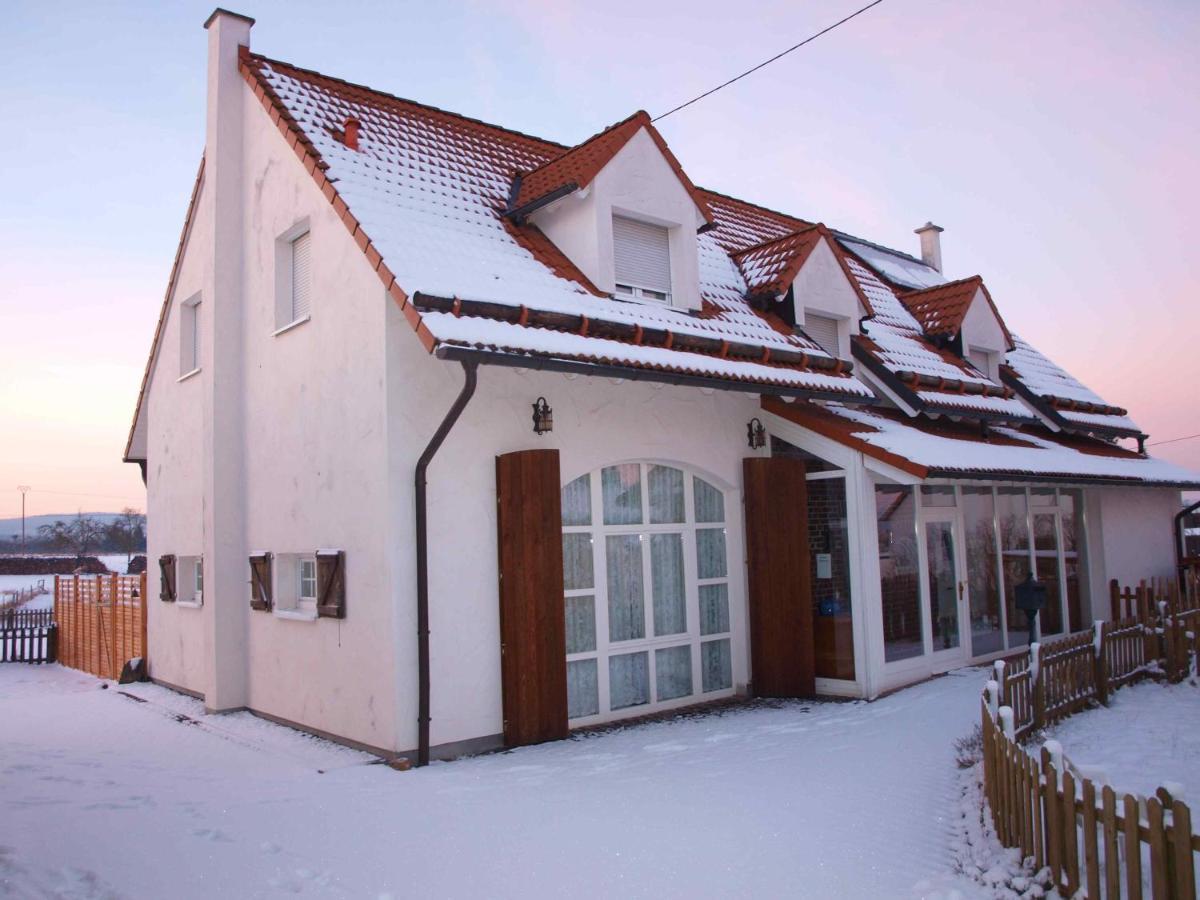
[
  {"left": 1045, "top": 679, "right": 1200, "bottom": 800},
  {"left": 0, "top": 664, "right": 996, "bottom": 899},
  {"left": 0, "top": 554, "right": 136, "bottom": 612}
]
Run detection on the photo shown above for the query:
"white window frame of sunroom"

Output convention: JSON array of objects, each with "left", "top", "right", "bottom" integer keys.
[
  {"left": 761, "top": 412, "right": 871, "bottom": 698},
  {"left": 562, "top": 461, "right": 745, "bottom": 728},
  {"left": 873, "top": 481, "right": 1090, "bottom": 678}
]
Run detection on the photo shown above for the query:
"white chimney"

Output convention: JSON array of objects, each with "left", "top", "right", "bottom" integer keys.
[
  {"left": 915, "top": 221, "right": 944, "bottom": 273},
  {"left": 201, "top": 7, "right": 253, "bottom": 712}
]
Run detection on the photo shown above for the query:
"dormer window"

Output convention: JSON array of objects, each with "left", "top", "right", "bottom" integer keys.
[
  {"left": 613, "top": 215, "right": 672, "bottom": 305},
  {"left": 968, "top": 347, "right": 999, "bottom": 381},
  {"left": 803, "top": 311, "right": 842, "bottom": 358}
]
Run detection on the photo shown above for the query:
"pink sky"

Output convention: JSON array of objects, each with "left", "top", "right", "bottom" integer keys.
[{"left": 1, "top": 0, "right": 1196, "bottom": 520}]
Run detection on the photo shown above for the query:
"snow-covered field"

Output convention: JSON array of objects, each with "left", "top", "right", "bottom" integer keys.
[
  {"left": 0, "top": 554, "right": 136, "bottom": 612},
  {"left": 1045, "top": 678, "right": 1200, "bottom": 800},
  {"left": 0, "top": 664, "right": 996, "bottom": 899}
]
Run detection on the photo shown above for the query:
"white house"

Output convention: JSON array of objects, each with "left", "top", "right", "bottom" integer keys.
[{"left": 125, "top": 10, "right": 1200, "bottom": 764}]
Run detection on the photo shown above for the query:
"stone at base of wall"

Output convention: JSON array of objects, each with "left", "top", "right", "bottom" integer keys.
[{"left": 150, "top": 675, "right": 205, "bottom": 701}]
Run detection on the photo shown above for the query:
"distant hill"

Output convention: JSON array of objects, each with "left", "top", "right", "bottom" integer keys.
[{"left": 0, "top": 513, "right": 126, "bottom": 539}]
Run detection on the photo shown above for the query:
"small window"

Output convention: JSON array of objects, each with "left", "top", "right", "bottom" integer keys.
[
  {"left": 299, "top": 558, "right": 317, "bottom": 603},
  {"left": 968, "top": 348, "right": 995, "bottom": 380},
  {"left": 613, "top": 215, "right": 671, "bottom": 304},
  {"left": 180, "top": 295, "right": 201, "bottom": 376},
  {"left": 175, "top": 555, "right": 202, "bottom": 606},
  {"left": 275, "top": 223, "right": 312, "bottom": 331},
  {"left": 803, "top": 311, "right": 841, "bottom": 358},
  {"left": 290, "top": 232, "right": 312, "bottom": 322}
]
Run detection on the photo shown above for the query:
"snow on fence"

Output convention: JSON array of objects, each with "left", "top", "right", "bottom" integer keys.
[
  {"left": 995, "top": 575, "right": 1200, "bottom": 739},
  {"left": 54, "top": 573, "right": 146, "bottom": 681},
  {"left": 981, "top": 696, "right": 1199, "bottom": 899},
  {"left": 981, "top": 572, "right": 1200, "bottom": 897},
  {"left": 0, "top": 578, "right": 48, "bottom": 614}
]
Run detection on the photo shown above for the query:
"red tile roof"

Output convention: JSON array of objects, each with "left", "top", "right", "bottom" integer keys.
[
  {"left": 508, "top": 111, "right": 714, "bottom": 227},
  {"left": 899, "top": 276, "right": 1014, "bottom": 348},
  {"left": 731, "top": 223, "right": 875, "bottom": 315}
]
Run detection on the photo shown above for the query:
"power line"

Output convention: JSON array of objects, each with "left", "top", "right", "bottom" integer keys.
[
  {"left": 1147, "top": 432, "right": 1200, "bottom": 448},
  {"left": 12, "top": 488, "right": 144, "bottom": 503},
  {"left": 653, "top": 0, "right": 886, "bottom": 122}
]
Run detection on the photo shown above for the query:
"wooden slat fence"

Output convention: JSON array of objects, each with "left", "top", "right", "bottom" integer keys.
[
  {"left": 54, "top": 573, "right": 147, "bottom": 680},
  {"left": 982, "top": 696, "right": 1200, "bottom": 899}
]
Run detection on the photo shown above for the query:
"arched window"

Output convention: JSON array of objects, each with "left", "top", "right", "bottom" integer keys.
[{"left": 561, "top": 463, "right": 734, "bottom": 724}]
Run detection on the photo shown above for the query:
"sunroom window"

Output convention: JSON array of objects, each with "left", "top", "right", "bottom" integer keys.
[
  {"left": 561, "top": 463, "right": 733, "bottom": 724},
  {"left": 613, "top": 215, "right": 671, "bottom": 304}
]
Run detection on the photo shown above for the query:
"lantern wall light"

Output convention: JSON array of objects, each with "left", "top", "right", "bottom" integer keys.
[
  {"left": 747, "top": 417, "right": 766, "bottom": 449},
  {"left": 532, "top": 397, "right": 554, "bottom": 435}
]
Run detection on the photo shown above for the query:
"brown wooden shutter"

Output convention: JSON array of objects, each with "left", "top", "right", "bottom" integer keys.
[
  {"left": 743, "top": 457, "right": 815, "bottom": 698},
  {"left": 249, "top": 553, "right": 273, "bottom": 611},
  {"left": 495, "top": 449, "right": 568, "bottom": 747},
  {"left": 158, "top": 554, "right": 177, "bottom": 603},
  {"left": 316, "top": 551, "right": 345, "bottom": 619}
]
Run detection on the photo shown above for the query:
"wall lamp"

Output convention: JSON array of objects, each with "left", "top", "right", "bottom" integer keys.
[
  {"left": 532, "top": 397, "right": 554, "bottom": 435},
  {"left": 747, "top": 417, "right": 766, "bottom": 450}
]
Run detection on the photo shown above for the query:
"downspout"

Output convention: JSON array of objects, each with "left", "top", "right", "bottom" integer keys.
[{"left": 415, "top": 360, "right": 479, "bottom": 767}]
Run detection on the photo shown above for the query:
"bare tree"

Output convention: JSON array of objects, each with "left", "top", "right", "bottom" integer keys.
[
  {"left": 37, "top": 514, "right": 104, "bottom": 560},
  {"left": 116, "top": 507, "right": 146, "bottom": 565}
]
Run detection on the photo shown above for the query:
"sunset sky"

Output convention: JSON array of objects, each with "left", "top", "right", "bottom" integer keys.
[{"left": 1, "top": 0, "right": 1197, "bottom": 520}]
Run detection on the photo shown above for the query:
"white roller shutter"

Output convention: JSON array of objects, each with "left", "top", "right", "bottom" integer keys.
[
  {"left": 291, "top": 231, "right": 312, "bottom": 321},
  {"left": 803, "top": 311, "right": 842, "bottom": 357},
  {"left": 613, "top": 216, "right": 671, "bottom": 296}
]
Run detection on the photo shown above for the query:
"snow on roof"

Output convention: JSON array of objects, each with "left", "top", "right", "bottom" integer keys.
[
  {"left": 1004, "top": 334, "right": 1141, "bottom": 436},
  {"left": 898, "top": 276, "right": 1013, "bottom": 348},
  {"left": 765, "top": 398, "right": 1200, "bottom": 487},
  {"left": 840, "top": 258, "right": 1030, "bottom": 421},
  {"left": 836, "top": 236, "right": 946, "bottom": 290},
  {"left": 241, "top": 52, "right": 868, "bottom": 398}
]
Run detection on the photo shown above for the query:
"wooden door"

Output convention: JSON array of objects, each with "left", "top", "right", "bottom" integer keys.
[
  {"left": 743, "top": 456, "right": 815, "bottom": 697},
  {"left": 496, "top": 449, "right": 569, "bottom": 746}
]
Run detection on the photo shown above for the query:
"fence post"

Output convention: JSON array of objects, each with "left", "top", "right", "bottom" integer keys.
[
  {"left": 993, "top": 658, "right": 1007, "bottom": 707},
  {"left": 1094, "top": 621, "right": 1109, "bottom": 706},
  {"left": 1030, "top": 643, "right": 1044, "bottom": 731},
  {"left": 1110, "top": 578, "right": 1120, "bottom": 621}
]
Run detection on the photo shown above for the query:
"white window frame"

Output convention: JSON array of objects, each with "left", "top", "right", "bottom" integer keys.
[
  {"left": 802, "top": 310, "right": 844, "bottom": 358},
  {"left": 274, "top": 220, "right": 312, "bottom": 334},
  {"left": 179, "top": 294, "right": 201, "bottom": 379},
  {"left": 612, "top": 215, "right": 673, "bottom": 306},
  {"left": 563, "top": 463, "right": 735, "bottom": 728},
  {"left": 272, "top": 552, "right": 318, "bottom": 620},
  {"left": 176, "top": 555, "right": 203, "bottom": 607}
]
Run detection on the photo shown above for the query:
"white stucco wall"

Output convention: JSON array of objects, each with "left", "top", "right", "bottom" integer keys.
[
  {"left": 791, "top": 238, "right": 866, "bottom": 356},
  {"left": 385, "top": 322, "right": 760, "bottom": 751},
  {"left": 145, "top": 180, "right": 212, "bottom": 696},
  {"left": 235, "top": 79, "right": 398, "bottom": 752},
  {"left": 531, "top": 127, "right": 706, "bottom": 310},
  {"left": 1085, "top": 485, "right": 1181, "bottom": 611}
]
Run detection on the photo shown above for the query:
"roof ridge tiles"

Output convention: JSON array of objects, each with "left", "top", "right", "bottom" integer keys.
[{"left": 242, "top": 50, "right": 569, "bottom": 154}]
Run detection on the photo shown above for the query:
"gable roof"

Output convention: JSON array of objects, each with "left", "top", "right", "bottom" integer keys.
[
  {"left": 233, "top": 50, "right": 867, "bottom": 394},
  {"left": 899, "top": 276, "right": 1014, "bottom": 348},
  {"left": 730, "top": 223, "right": 874, "bottom": 315},
  {"left": 763, "top": 397, "right": 1198, "bottom": 487},
  {"left": 506, "top": 111, "right": 714, "bottom": 228}
]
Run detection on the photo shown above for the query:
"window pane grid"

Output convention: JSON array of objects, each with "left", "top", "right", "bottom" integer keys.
[{"left": 565, "top": 464, "right": 734, "bottom": 723}]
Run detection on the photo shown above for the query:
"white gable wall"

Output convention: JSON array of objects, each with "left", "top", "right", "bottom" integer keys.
[
  {"left": 961, "top": 288, "right": 1007, "bottom": 380},
  {"left": 144, "top": 178, "right": 212, "bottom": 697},
  {"left": 791, "top": 239, "right": 865, "bottom": 356},
  {"left": 531, "top": 127, "right": 705, "bottom": 310}
]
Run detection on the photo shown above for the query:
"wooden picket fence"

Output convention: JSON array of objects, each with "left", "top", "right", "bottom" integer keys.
[
  {"left": 0, "top": 622, "right": 57, "bottom": 663},
  {"left": 981, "top": 571, "right": 1200, "bottom": 897},
  {"left": 982, "top": 696, "right": 1199, "bottom": 898},
  {"left": 1, "top": 608, "right": 53, "bottom": 629},
  {"left": 54, "top": 573, "right": 147, "bottom": 680},
  {"left": 994, "top": 574, "right": 1200, "bottom": 738}
]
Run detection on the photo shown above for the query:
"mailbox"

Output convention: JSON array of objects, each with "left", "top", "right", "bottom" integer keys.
[{"left": 1014, "top": 573, "right": 1047, "bottom": 641}]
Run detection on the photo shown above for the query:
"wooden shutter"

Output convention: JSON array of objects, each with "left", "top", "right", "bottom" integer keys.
[
  {"left": 803, "top": 311, "right": 841, "bottom": 358},
  {"left": 158, "top": 554, "right": 177, "bottom": 603},
  {"left": 291, "top": 231, "right": 312, "bottom": 321},
  {"left": 249, "top": 553, "right": 273, "bottom": 611},
  {"left": 315, "top": 550, "right": 345, "bottom": 618},
  {"left": 743, "top": 457, "right": 815, "bottom": 697},
  {"left": 613, "top": 215, "right": 671, "bottom": 293},
  {"left": 495, "top": 449, "right": 568, "bottom": 747}
]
